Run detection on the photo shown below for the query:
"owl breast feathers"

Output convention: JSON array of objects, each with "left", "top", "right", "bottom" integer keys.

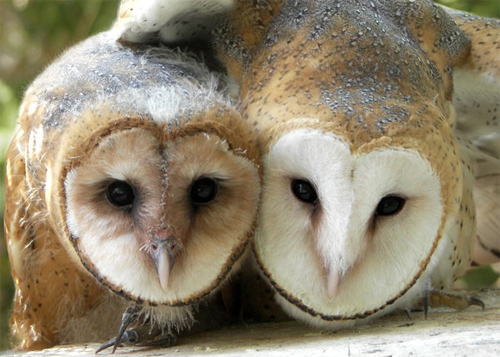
[{"left": 4, "top": 30, "right": 260, "bottom": 350}]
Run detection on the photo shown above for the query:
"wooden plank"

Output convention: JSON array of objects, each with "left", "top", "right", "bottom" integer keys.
[{"left": 3, "top": 289, "right": 500, "bottom": 356}]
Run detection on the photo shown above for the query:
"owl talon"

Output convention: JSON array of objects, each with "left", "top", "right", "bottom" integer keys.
[
  {"left": 468, "top": 296, "right": 486, "bottom": 311},
  {"left": 423, "top": 289, "right": 485, "bottom": 319},
  {"left": 95, "top": 330, "right": 142, "bottom": 354},
  {"left": 96, "top": 328, "right": 175, "bottom": 354},
  {"left": 112, "top": 304, "right": 141, "bottom": 353},
  {"left": 95, "top": 339, "right": 115, "bottom": 354},
  {"left": 95, "top": 304, "right": 177, "bottom": 354},
  {"left": 423, "top": 292, "right": 430, "bottom": 320},
  {"left": 95, "top": 304, "right": 141, "bottom": 354}
]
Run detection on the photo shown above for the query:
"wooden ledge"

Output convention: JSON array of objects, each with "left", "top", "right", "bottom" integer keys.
[{"left": 3, "top": 289, "right": 499, "bottom": 356}]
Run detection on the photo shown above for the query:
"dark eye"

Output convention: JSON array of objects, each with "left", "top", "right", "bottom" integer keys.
[
  {"left": 106, "top": 180, "right": 135, "bottom": 207},
  {"left": 376, "top": 195, "right": 405, "bottom": 216},
  {"left": 191, "top": 177, "right": 218, "bottom": 204},
  {"left": 291, "top": 179, "right": 318, "bottom": 204}
]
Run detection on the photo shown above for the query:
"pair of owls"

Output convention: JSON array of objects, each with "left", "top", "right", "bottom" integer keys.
[{"left": 5, "top": 0, "right": 499, "bottom": 352}]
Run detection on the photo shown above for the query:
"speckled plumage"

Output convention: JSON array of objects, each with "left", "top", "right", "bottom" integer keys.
[
  {"left": 109, "top": 0, "right": 498, "bottom": 330},
  {"left": 213, "top": 0, "right": 493, "bottom": 327},
  {"left": 444, "top": 8, "right": 500, "bottom": 265},
  {"left": 4, "top": 31, "right": 260, "bottom": 350}
]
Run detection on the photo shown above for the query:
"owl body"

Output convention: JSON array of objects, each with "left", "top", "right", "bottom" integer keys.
[{"left": 5, "top": 30, "right": 260, "bottom": 349}]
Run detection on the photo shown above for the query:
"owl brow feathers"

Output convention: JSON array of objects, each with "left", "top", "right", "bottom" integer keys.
[{"left": 59, "top": 110, "right": 259, "bottom": 183}]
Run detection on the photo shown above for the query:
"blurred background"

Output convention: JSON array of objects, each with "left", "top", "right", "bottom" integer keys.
[{"left": 0, "top": 0, "right": 499, "bottom": 351}]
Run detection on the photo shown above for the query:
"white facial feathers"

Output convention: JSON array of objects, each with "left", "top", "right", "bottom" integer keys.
[{"left": 256, "top": 129, "right": 443, "bottom": 321}]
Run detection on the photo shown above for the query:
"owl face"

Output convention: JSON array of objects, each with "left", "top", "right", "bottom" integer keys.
[
  {"left": 64, "top": 119, "right": 259, "bottom": 304},
  {"left": 255, "top": 127, "right": 449, "bottom": 325}
]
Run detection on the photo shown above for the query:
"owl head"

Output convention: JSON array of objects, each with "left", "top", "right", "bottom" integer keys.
[{"left": 19, "top": 30, "right": 260, "bottom": 306}]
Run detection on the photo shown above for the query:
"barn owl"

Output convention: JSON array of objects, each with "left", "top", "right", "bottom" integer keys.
[
  {"left": 215, "top": 0, "right": 499, "bottom": 328},
  {"left": 4, "top": 29, "right": 260, "bottom": 351},
  {"left": 115, "top": 0, "right": 499, "bottom": 329}
]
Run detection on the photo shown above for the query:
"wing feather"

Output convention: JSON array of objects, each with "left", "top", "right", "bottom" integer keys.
[
  {"left": 114, "top": 0, "right": 236, "bottom": 44},
  {"left": 445, "top": 8, "right": 500, "bottom": 264}
]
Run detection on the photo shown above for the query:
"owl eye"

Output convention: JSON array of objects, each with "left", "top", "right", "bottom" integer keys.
[
  {"left": 291, "top": 179, "right": 318, "bottom": 204},
  {"left": 106, "top": 180, "right": 135, "bottom": 207},
  {"left": 376, "top": 195, "right": 405, "bottom": 216},
  {"left": 191, "top": 177, "right": 218, "bottom": 204}
]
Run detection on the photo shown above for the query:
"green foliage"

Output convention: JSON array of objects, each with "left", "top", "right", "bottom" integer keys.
[
  {"left": 0, "top": 0, "right": 498, "bottom": 351},
  {"left": 0, "top": 0, "right": 120, "bottom": 350},
  {"left": 0, "top": 80, "right": 18, "bottom": 165},
  {"left": 459, "top": 265, "right": 500, "bottom": 289},
  {"left": 0, "top": 82, "right": 17, "bottom": 348},
  {"left": 435, "top": 0, "right": 500, "bottom": 17}
]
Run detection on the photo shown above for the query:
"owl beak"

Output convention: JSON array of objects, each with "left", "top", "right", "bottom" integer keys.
[
  {"left": 326, "top": 270, "right": 342, "bottom": 298},
  {"left": 151, "top": 236, "right": 178, "bottom": 290}
]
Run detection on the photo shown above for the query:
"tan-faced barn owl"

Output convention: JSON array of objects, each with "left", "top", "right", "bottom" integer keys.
[
  {"left": 114, "top": 0, "right": 293, "bottom": 324},
  {"left": 114, "top": 0, "right": 500, "bottom": 329},
  {"left": 4, "top": 29, "right": 261, "bottom": 351}
]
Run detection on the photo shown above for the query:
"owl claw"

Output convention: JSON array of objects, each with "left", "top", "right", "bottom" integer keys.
[
  {"left": 96, "top": 328, "right": 176, "bottom": 354},
  {"left": 95, "top": 339, "right": 115, "bottom": 354},
  {"left": 468, "top": 296, "right": 486, "bottom": 311},
  {"left": 95, "top": 304, "right": 178, "bottom": 354},
  {"left": 423, "top": 292, "right": 430, "bottom": 320},
  {"left": 422, "top": 289, "right": 486, "bottom": 319},
  {"left": 113, "top": 304, "right": 141, "bottom": 353},
  {"left": 95, "top": 304, "right": 141, "bottom": 354},
  {"left": 96, "top": 330, "right": 143, "bottom": 354}
]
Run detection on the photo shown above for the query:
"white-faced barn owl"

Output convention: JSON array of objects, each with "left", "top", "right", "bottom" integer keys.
[
  {"left": 4, "top": 30, "right": 260, "bottom": 351},
  {"left": 213, "top": 0, "right": 499, "bottom": 329},
  {"left": 123, "top": 0, "right": 499, "bottom": 329},
  {"left": 113, "top": 0, "right": 499, "bottom": 328}
]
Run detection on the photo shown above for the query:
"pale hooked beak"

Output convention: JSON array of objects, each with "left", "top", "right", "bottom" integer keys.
[
  {"left": 150, "top": 234, "right": 178, "bottom": 290},
  {"left": 326, "top": 270, "right": 342, "bottom": 298}
]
